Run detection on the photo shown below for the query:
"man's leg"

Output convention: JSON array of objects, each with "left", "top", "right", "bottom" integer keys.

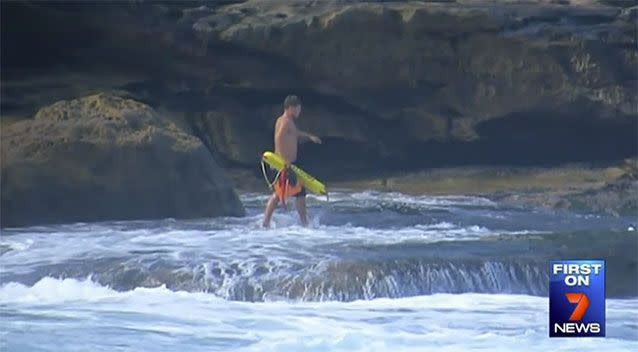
[
  {"left": 263, "top": 193, "right": 279, "bottom": 228},
  {"left": 295, "top": 195, "right": 308, "bottom": 227}
]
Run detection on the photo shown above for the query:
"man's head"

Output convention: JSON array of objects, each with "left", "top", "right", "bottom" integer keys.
[{"left": 283, "top": 95, "right": 301, "bottom": 119}]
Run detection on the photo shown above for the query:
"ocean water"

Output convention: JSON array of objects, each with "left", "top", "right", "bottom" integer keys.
[{"left": 1, "top": 191, "right": 637, "bottom": 351}]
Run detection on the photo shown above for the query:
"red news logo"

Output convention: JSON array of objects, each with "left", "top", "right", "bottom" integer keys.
[
  {"left": 555, "top": 292, "right": 600, "bottom": 334},
  {"left": 565, "top": 293, "right": 589, "bottom": 321}
]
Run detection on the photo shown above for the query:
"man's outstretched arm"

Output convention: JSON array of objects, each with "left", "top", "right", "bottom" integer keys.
[{"left": 297, "top": 130, "right": 322, "bottom": 144}]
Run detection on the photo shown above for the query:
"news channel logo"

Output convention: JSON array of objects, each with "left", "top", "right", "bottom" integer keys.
[{"left": 549, "top": 260, "right": 605, "bottom": 337}]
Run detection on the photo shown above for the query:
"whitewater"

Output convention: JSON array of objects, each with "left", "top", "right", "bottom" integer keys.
[{"left": 1, "top": 191, "right": 637, "bottom": 351}]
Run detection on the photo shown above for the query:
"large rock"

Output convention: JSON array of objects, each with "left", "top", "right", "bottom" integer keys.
[
  {"left": 563, "top": 158, "right": 638, "bottom": 216},
  {"left": 1, "top": 93, "right": 245, "bottom": 227},
  {"left": 194, "top": 0, "right": 636, "bottom": 133}
]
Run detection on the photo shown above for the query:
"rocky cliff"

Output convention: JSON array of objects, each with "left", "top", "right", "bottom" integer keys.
[{"left": 3, "top": 0, "right": 635, "bottom": 177}]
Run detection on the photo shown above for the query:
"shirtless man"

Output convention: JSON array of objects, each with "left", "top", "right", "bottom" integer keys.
[{"left": 262, "top": 95, "right": 321, "bottom": 227}]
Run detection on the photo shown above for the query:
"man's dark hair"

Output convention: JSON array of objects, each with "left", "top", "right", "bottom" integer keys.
[{"left": 284, "top": 95, "right": 301, "bottom": 109}]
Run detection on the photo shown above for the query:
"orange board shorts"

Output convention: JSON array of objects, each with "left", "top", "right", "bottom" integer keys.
[{"left": 274, "top": 166, "right": 306, "bottom": 200}]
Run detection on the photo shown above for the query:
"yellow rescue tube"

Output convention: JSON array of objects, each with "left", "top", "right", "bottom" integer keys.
[{"left": 262, "top": 151, "right": 328, "bottom": 196}]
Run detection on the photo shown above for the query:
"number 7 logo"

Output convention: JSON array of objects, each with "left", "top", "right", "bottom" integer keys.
[{"left": 565, "top": 293, "right": 590, "bottom": 321}]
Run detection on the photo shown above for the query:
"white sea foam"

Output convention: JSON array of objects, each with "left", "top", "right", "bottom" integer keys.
[
  {"left": 1, "top": 277, "right": 636, "bottom": 352},
  {"left": 241, "top": 191, "right": 496, "bottom": 207},
  {"left": 1, "top": 191, "right": 635, "bottom": 351}
]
